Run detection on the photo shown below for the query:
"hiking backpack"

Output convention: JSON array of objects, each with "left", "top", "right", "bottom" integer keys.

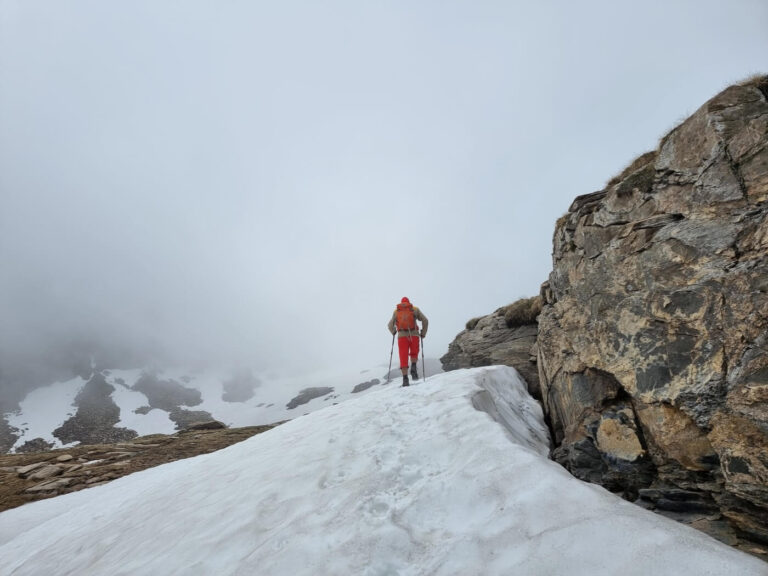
[{"left": 395, "top": 302, "right": 416, "bottom": 331}]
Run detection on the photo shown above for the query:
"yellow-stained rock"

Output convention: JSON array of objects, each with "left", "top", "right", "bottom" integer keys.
[
  {"left": 635, "top": 403, "right": 715, "bottom": 470},
  {"left": 595, "top": 410, "right": 645, "bottom": 462}
]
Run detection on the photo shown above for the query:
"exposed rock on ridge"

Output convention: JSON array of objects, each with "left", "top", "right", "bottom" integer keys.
[
  {"left": 536, "top": 78, "right": 768, "bottom": 550},
  {"left": 440, "top": 308, "right": 540, "bottom": 399}
]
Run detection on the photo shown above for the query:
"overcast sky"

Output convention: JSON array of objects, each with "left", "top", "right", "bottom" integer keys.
[{"left": 1, "top": 1, "right": 767, "bottom": 377}]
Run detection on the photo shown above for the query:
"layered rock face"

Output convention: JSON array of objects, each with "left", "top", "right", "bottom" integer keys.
[
  {"left": 440, "top": 310, "right": 540, "bottom": 399},
  {"left": 536, "top": 79, "right": 768, "bottom": 548}
]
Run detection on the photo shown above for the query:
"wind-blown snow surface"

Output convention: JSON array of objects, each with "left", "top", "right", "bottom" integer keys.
[{"left": 0, "top": 367, "right": 764, "bottom": 576}]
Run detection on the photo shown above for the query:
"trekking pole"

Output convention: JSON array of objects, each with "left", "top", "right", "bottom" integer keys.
[
  {"left": 386, "top": 332, "right": 395, "bottom": 384},
  {"left": 421, "top": 335, "right": 426, "bottom": 382}
]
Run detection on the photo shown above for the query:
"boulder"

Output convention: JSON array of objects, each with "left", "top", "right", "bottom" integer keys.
[
  {"left": 184, "top": 420, "right": 227, "bottom": 431},
  {"left": 169, "top": 409, "right": 216, "bottom": 430},
  {"left": 16, "top": 462, "right": 47, "bottom": 477},
  {"left": 28, "top": 464, "right": 63, "bottom": 481},
  {"left": 441, "top": 309, "right": 540, "bottom": 398},
  {"left": 25, "top": 477, "right": 73, "bottom": 493},
  {"left": 536, "top": 78, "right": 768, "bottom": 548}
]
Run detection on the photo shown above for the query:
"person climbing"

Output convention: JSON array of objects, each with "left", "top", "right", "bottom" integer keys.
[{"left": 387, "top": 297, "right": 428, "bottom": 387}]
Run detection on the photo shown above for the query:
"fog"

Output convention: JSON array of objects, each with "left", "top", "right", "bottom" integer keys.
[{"left": 1, "top": 1, "right": 767, "bottom": 392}]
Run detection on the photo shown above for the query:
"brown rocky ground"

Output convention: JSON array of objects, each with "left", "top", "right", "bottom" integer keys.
[{"left": 0, "top": 422, "right": 278, "bottom": 514}]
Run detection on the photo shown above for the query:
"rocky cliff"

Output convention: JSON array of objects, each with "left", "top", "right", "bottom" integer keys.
[
  {"left": 443, "top": 76, "right": 768, "bottom": 554},
  {"left": 538, "top": 77, "right": 768, "bottom": 549}
]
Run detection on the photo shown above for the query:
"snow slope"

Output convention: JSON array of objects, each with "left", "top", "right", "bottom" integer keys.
[{"left": 0, "top": 367, "right": 764, "bottom": 575}]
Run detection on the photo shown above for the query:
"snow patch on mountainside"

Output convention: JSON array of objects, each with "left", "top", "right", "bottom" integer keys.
[
  {"left": 6, "top": 377, "right": 86, "bottom": 451},
  {"left": 105, "top": 369, "right": 176, "bottom": 436}
]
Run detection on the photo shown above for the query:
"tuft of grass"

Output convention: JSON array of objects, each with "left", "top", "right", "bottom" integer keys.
[
  {"left": 606, "top": 150, "right": 658, "bottom": 189},
  {"left": 465, "top": 317, "right": 483, "bottom": 330},
  {"left": 738, "top": 73, "right": 768, "bottom": 99},
  {"left": 737, "top": 72, "right": 768, "bottom": 88},
  {"left": 502, "top": 296, "right": 542, "bottom": 329}
]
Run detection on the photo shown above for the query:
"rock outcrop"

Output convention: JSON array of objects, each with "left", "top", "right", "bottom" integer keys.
[
  {"left": 184, "top": 420, "right": 227, "bottom": 431},
  {"left": 352, "top": 379, "right": 380, "bottom": 394},
  {"left": 536, "top": 77, "right": 768, "bottom": 550},
  {"left": 286, "top": 387, "right": 335, "bottom": 409},
  {"left": 441, "top": 306, "right": 540, "bottom": 399}
]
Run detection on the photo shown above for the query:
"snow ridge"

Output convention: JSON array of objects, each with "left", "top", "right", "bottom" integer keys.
[{"left": 0, "top": 366, "right": 764, "bottom": 576}]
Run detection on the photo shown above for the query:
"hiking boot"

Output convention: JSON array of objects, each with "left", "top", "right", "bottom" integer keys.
[
  {"left": 410, "top": 363, "right": 419, "bottom": 380},
  {"left": 402, "top": 375, "right": 410, "bottom": 387}
]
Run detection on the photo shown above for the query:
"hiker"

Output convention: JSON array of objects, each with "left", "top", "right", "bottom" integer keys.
[{"left": 387, "top": 297, "right": 428, "bottom": 387}]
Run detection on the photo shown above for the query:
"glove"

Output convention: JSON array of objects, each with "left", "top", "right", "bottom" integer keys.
[
  {"left": 420, "top": 330, "right": 426, "bottom": 338},
  {"left": 390, "top": 328, "right": 396, "bottom": 336}
]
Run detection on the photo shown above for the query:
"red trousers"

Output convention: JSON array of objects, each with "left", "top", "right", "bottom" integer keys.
[{"left": 398, "top": 335, "right": 420, "bottom": 368}]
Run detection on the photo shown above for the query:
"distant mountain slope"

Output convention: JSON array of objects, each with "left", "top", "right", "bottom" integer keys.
[{"left": 1, "top": 360, "right": 444, "bottom": 453}]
